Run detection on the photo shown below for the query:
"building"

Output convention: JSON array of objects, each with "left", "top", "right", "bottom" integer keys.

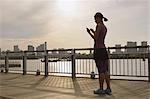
[
  {"left": 12, "top": 45, "right": 21, "bottom": 56},
  {"left": 36, "top": 43, "right": 45, "bottom": 56},
  {"left": 14, "top": 45, "right": 20, "bottom": 52},
  {"left": 28, "top": 45, "right": 34, "bottom": 51},
  {"left": 139, "top": 41, "right": 148, "bottom": 53},
  {"left": 36, "top": 44, "right": 45, "bottom": 51},
  {"left": 126, "top": 41, "right": 137, "bottom": 53},
  {"left": 114, "top": 44, "right": 123, "bottom": 54},
  {"left": 27, "top": 45, "right": 35, "bottom": 55}
]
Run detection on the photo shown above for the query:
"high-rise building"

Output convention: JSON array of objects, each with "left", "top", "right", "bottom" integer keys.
[
  {"left": 36, "top": 43, "right": 45, "bottom": 56},
  {"left": 115, "top": 44, "right": 122, "bottom": 54},
  {"left": 139, "top": 41, "right": 148, "bottom": 53},
  {"left": 36, "top": 44, "right": 45, "bottom": 51},
  {"left": 27, "top": 45, "right": 35, "bottom": 55},
  {"left": 126, "top": 41, "right": 137, "bottom": 53},
  {"left": 14, "top": 45, "right": 19, "bottom": 52},
  {"left": 28, "top": 45, "right": 34, "bottom": 51}
]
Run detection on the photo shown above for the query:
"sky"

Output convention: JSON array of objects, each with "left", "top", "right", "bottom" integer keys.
[{"left": 0, "top": 0, "right": 149, "bottom": 51}]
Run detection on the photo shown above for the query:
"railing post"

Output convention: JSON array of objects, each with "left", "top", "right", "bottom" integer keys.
[
  {"left": 23, "top": 51, "right": 27, "bottom": 75},
  {"left": 148, "top": 52, "right": 150, "bottom": 82},
  {"left": 71, "top": 49, "right": 76, "bottom": 79},
  {"left": 45, "top": 50, "right": 48, "bottom": 77},
  {"left": 5, "top": 52, "right": 9, "bottom": 73}
]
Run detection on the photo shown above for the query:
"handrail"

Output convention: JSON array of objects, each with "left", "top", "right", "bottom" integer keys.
[{"left": 0, "top": 45, "right": 149, "bottom": 53}]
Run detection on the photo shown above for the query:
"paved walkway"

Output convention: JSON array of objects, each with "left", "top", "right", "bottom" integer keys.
[{"left": 0, "top": 73, "right": 150, "bottom": 99}]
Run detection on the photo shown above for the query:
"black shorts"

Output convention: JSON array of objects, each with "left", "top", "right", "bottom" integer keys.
[{"left": 94, "top": 48, "right": 109, "bottom": 61}]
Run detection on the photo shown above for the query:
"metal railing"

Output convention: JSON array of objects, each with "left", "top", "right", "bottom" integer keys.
[{"left": 0, "top": 46, "right": 149, "bottom": 81}]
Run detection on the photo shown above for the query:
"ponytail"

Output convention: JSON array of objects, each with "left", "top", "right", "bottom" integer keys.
[{"left": 103, "top": 17, "right": 108, "bottom": 22}]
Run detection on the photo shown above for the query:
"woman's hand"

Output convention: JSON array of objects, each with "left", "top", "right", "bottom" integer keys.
[
  {"left": 90, "top": 28, "right": 95, "bottom": 34},
  {"left": 86, "top": 28, "right": 95, "bottom": 40},
  {"left": 86, "top": 28, "right": 90, "bottom": 33}
]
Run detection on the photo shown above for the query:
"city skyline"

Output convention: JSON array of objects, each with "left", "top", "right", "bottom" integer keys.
[
  {"left": 0, "top": 0, "right": 149, "bottom": 50},
  {"left": 0, "top": 41, "right": 149, "bottom": 52}
]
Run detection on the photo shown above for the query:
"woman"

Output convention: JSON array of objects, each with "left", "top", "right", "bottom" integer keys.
[{"left": 86, "top": 12, "right": 112, "bottom": 95}]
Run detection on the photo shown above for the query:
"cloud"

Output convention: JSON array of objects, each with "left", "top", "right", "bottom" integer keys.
[{"left": 0, "top": 0, "right": 53, "bottom": 39}]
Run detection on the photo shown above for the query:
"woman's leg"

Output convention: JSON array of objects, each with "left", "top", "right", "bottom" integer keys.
[
  {"left": 94, "top": 60, "right": 105, "bottom": 94},
  {"left": 104, "top": 59, "right": 111, "bottom": 89},
  {"left": 97, "top": 60, "right": 105, "bottom": 90},
  {"left": 105, "top": 72, "right": 111, "bottom": 89},
  {"left": 103, "top": 59, "right": 112, "bottom": 95},
  {"left": 99, "top": 72, "right": 105, "bottom": 90}
]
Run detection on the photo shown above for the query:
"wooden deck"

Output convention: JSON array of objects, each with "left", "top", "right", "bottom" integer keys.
[{"left": 0, "top": 73, "right": 150, "bottom": 99}]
